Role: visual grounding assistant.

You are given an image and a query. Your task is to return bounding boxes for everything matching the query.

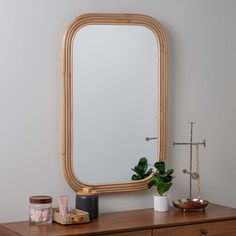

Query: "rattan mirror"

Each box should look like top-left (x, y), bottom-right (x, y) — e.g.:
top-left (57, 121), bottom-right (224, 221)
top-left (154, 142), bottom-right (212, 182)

top-left (61, 13), bottom-right (167, 193)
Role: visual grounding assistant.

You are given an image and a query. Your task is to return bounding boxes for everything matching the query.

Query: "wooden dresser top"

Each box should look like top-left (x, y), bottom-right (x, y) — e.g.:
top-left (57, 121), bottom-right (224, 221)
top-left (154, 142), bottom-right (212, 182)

top-left (1, 203), bottom-right (236, 236)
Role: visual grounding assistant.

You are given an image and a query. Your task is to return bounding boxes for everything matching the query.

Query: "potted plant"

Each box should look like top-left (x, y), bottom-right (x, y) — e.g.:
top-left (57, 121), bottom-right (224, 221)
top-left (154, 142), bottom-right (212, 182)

top-left (131, 157), bottom-right (174, 211)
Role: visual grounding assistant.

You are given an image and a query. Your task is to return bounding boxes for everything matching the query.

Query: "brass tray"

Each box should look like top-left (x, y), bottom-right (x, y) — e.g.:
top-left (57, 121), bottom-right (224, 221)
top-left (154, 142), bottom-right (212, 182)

top-left (172, 198), bottom-right (209, 212)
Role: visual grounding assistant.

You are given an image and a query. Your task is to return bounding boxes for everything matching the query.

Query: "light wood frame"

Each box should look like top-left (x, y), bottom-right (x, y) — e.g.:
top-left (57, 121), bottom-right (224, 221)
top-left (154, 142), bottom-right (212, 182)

top-left (61, 13), bottom-right (167, 193)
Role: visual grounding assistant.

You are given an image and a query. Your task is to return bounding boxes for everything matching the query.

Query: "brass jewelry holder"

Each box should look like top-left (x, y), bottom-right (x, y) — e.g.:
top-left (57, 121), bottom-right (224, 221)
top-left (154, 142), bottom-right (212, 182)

top-left (172, 122), bottom-right (209, 212)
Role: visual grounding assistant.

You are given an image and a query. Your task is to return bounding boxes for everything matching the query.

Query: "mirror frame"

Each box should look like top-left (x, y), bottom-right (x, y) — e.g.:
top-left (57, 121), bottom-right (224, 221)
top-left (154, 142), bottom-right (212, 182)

top-left (61, 13), bottom-right (167, 193)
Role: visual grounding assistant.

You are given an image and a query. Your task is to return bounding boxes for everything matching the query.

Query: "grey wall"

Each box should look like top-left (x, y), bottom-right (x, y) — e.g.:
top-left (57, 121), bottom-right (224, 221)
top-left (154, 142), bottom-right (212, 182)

top-left (0, 0), bottom-right (236, 222)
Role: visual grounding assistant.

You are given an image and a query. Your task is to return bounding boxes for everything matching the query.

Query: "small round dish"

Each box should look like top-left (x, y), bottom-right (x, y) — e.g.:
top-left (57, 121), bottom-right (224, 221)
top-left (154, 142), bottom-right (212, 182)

top-left (172, 198), bottom-right (209, 212)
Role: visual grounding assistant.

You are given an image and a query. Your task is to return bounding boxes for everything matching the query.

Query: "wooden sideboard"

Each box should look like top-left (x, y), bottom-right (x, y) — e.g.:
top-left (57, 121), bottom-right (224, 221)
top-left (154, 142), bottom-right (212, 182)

top-left (1, 203), bottom-right (236, 236)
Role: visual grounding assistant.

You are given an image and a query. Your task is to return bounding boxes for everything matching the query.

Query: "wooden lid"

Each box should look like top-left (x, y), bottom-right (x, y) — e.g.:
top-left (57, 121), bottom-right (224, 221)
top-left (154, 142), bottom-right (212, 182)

top-left (77, 187), bottom-right (97, 196)
top-left (29, 195), bottom-right (52, 204)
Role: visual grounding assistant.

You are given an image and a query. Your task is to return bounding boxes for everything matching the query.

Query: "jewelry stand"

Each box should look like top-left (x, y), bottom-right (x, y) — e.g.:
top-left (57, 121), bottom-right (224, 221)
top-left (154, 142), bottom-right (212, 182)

top-left (172, 122), bottom-right (208, 212)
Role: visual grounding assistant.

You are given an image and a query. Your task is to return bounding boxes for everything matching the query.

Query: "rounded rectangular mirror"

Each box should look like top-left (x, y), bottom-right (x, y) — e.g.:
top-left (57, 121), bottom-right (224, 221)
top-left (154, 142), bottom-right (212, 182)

top-left (61, 13), bottom-right (167, 193)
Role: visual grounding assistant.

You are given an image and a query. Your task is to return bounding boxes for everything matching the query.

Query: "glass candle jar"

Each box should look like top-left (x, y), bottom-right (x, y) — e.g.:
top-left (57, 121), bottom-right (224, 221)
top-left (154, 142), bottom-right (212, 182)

top-left (29, 196), bottom-right (52, 224)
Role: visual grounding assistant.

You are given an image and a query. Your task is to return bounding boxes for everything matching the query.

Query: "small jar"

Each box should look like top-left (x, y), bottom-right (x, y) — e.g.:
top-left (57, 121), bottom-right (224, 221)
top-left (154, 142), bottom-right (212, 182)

top-left (29, 196), bottom-right (52, 224)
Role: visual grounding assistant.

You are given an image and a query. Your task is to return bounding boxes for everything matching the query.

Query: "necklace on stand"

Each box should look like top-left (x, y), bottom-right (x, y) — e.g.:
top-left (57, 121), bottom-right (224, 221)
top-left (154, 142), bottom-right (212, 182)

top-left (195, 143), bottom-right (201, 199)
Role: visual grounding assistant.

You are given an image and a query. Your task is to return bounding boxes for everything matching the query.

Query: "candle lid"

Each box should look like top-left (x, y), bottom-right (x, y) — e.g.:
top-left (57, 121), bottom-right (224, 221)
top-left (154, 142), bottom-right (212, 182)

top-left (77, 187), bottom-right (97, 196)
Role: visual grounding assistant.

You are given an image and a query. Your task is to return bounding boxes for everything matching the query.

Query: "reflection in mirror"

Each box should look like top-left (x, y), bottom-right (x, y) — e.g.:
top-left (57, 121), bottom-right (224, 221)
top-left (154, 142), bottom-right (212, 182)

top-left (61, 13), bottom-right (167, 193)
top-left (73, 25), bottom-right (158, 184)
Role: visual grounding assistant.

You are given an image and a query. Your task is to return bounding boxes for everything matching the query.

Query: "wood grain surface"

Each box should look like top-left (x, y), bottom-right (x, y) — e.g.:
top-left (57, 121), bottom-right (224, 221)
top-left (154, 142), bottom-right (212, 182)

top-left (1, 204), bottom-right (236, 236)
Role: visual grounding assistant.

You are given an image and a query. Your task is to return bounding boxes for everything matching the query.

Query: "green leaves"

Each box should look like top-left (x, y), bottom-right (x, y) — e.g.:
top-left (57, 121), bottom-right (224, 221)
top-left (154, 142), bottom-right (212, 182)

top-left (131, 157), bottom-right (153, 180)
top-left (131, 158), bottom-right (174, 196)
top-left (155, 182), bottom-right (172, 196)
top-left (152, 171), bottom-right (174, 196)
top-left (154, 161), bottom-right (165, 174)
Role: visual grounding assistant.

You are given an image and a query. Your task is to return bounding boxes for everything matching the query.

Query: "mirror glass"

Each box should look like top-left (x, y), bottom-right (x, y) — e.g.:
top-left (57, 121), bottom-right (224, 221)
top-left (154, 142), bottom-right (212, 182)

top-left (72, 25), bottom-right (159, 184)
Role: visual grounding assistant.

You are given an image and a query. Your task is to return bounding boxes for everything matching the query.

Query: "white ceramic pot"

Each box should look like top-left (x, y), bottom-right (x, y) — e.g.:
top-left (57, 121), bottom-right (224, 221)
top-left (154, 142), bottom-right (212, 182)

top-left (154, 194), bottom-right (169, 211)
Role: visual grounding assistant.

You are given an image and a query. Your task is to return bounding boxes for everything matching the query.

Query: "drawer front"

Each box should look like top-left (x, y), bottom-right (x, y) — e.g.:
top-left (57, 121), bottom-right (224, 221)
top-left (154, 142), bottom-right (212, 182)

top-left (102, 229), bottom-right (151, 236)
top-left (153, 220), bottom-right (236, 236)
